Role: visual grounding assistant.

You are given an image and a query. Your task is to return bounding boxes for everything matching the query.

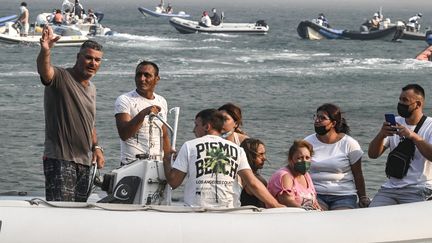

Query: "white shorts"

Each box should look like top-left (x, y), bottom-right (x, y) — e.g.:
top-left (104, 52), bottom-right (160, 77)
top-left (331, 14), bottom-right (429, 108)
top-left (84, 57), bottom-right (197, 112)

top-left (21, 23), bottom-right (29, 35)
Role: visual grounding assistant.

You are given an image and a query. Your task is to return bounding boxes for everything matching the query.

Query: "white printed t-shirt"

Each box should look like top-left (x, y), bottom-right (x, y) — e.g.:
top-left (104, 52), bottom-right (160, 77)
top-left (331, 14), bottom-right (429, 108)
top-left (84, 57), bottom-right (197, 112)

top-left (304, 134), bottom-right (363, 196)
top-left (114, 90), bottom-right (167, 164)
top-left (383, 116), bottom-right (432, 189)
top-left (173, 135), bottom-right (250, 208)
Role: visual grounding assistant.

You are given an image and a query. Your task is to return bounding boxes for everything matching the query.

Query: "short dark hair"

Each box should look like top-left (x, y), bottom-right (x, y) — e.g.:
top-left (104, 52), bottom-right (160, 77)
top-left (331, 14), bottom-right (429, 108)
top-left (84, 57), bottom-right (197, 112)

top-left (80, 40), bottom-right (103, 52)
top-left (136, 60), bottom-right (159, 76)
top-left (195, 109), bottom-right (224, 132)
top-left (21, 2), bottom-right (27, 7)
top-left (402, 84), bottom-right (425, 99)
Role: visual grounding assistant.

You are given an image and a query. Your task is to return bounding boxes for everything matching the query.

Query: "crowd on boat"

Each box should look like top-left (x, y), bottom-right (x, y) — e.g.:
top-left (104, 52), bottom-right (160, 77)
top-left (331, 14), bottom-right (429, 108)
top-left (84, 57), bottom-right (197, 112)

top-left (2, 1), bottom-right (106, 40)
top-left (312, 10), bottom-right (423, 33)
top-left (34, 24), bottom-right (432, 210)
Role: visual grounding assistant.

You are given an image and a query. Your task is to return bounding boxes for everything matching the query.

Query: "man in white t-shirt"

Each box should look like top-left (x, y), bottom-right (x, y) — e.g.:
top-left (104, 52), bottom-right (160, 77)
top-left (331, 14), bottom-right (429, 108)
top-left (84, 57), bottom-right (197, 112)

top-left (200, 11), bottom-right (212, 27)
top-left (163, 109), bottom-right (282, 208)
top-left (369, 84), bottom-right (432, 206)
top-left (18, 2), bottom-right (29, 37)
top-left (115, 61), bottom-right (170, 165)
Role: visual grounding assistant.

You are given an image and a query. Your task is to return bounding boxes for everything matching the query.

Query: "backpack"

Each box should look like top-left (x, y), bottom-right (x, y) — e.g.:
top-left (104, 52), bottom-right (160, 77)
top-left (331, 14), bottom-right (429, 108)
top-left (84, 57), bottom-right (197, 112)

top-left (385, 115), bottom-right (427, 179)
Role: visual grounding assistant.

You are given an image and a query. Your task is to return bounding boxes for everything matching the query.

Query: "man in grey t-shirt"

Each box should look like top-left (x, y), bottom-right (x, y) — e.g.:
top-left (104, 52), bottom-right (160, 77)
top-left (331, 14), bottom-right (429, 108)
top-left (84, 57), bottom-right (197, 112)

top-left (37, 25), bottom-right (105, 201)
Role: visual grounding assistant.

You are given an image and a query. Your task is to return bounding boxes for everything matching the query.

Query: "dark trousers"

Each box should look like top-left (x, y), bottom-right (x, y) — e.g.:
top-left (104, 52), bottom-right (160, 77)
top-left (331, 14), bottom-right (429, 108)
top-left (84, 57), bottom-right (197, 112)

top-left (43, 157), bottom-right (90, 202)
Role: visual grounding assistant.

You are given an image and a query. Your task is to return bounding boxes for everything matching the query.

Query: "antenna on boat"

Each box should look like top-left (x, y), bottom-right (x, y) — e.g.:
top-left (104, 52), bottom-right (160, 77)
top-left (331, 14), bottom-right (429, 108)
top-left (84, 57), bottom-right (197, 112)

top-left (166, 107), bottom-right (180, 205)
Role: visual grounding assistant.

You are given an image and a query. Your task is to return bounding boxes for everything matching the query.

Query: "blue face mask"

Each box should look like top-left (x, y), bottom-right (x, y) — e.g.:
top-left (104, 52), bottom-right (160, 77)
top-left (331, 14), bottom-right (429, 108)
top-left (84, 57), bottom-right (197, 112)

top-left (293, 160), bottom-right (311, 175)
top-left (221, 129), bottom-right (234, 138)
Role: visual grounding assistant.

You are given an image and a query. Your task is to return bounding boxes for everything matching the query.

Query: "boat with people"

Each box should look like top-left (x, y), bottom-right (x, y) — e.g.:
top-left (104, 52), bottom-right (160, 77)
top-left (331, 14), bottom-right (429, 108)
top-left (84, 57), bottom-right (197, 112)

top-left (400, 29), bottom-right (426, 41)
top-left (138, 7), bottom-right (190, 18)
top-left (169, 17), bottom-right (269, 34)
top-left (341, 24), bottom-right (404, 41)
top-left (2, 107), bottom-right (432, 243)
top-left (297, 20), bottom-right (404, 41)
top-left (35, 12), bottom-right (114, 37)
top-left (0, 21), bottom-right (88, 46)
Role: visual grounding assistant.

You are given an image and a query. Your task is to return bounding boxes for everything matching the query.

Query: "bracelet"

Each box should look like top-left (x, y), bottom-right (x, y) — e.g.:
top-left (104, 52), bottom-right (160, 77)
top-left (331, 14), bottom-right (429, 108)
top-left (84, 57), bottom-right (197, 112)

top-left (92, 145), bottom-right (104, 153)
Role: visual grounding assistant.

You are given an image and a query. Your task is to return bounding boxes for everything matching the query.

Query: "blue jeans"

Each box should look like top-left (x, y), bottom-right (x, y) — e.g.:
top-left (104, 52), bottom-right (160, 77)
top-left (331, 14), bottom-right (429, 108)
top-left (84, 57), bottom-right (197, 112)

top-left (317, 194), bottom-right (358, 210)
top-left (43, 157), bottom-right (90, 202)
top-left (370, 186), bottom-right (432, 207)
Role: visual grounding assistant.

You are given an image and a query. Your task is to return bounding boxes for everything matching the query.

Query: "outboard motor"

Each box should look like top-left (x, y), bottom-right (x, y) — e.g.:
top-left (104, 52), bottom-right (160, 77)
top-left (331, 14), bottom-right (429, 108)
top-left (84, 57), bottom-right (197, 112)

top-left (98, 176), bottom-right (142, 204)
top-left (98, 107), bottom-right (180, 205)
top-left (255, 20), bottom-right (267, 28)
top-left (98, 158), bottom-right (169, 205)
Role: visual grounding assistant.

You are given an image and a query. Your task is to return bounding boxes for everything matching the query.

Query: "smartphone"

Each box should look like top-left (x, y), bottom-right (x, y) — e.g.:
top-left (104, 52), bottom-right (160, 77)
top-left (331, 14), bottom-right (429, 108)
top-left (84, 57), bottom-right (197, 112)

top-left (385, 113), bottom-right (396, 126)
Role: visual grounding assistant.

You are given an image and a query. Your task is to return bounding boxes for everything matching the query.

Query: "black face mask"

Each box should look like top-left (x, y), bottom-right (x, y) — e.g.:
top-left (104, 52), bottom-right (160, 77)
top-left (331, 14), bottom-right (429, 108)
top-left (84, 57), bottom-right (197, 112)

top-left (314, 125), bottom-right (330, 135)
top-left (397, 103), bottom-right (413, 118)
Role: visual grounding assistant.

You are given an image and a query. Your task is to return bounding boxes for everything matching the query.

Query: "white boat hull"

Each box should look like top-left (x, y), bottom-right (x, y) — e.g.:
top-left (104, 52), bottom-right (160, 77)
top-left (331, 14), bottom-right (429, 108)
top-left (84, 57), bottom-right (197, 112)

top-left (36, 13), bottom-right (114, 36)
top-left (0, 22), bottom-right (88, 47)
top-left (0, 33), bottom-right (88, 47)
top-left (138, 7), bottom-right (190, 18)
top-left (0, 199), bottom-right (431, 243)
top-left (169, 17), bottom-right (269, 34)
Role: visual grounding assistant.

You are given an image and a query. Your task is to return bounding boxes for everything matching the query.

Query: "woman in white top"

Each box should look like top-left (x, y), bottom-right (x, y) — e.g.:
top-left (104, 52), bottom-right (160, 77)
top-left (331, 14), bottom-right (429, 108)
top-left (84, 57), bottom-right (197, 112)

top-left (304, 103), bottom-right (370, 210)
top-left (218, 103), bottom-right (248, 145)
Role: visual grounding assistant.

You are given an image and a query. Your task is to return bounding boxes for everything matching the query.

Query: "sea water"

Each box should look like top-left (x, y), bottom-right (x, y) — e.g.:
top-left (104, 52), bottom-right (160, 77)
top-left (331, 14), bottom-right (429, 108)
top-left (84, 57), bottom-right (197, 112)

top-left (0, 0), bottom-right (431, 198)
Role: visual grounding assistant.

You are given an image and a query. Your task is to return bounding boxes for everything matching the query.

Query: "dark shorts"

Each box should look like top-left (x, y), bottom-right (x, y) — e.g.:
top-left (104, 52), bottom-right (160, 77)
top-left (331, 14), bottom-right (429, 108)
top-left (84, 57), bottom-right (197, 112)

top-left (317, 194), bottom-right (358, 210)
top-left (43, 157), bottom-right (90, 202)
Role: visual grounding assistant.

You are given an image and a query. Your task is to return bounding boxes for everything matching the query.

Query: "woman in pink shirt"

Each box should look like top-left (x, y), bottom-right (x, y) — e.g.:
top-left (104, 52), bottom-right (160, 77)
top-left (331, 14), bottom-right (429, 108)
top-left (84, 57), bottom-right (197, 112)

top-left (267, 140), bottom-right (321, 210)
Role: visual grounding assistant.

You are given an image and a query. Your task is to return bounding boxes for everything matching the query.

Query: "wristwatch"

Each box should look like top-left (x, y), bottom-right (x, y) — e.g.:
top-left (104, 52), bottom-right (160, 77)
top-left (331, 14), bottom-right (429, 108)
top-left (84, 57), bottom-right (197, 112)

top-left (92, 145), bottom-right (104, 153)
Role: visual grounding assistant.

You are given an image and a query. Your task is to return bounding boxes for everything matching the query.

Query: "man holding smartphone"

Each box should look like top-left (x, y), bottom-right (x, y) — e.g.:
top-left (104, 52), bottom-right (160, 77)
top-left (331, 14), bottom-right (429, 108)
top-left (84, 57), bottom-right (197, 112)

top-left (368, 84), bottom-right (432, 206)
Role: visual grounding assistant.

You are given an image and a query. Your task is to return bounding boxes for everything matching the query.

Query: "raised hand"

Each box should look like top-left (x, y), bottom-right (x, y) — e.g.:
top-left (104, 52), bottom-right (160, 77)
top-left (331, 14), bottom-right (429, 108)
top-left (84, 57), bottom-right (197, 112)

top-left (39, 25), bottom-right (60, 49)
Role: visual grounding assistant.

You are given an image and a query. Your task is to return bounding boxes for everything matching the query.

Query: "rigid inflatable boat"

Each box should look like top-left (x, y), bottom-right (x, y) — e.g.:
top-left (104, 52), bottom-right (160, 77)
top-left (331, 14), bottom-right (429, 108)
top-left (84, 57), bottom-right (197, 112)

top-left (169, 17), bottom-right (269, 34)
top-left (297, 20), bottom-right (343, 40)
top-left (0, 22), bottom-right (88, 47)
top-left (1, 107), bottom-right (432, 243)
top-left (297, 20), bottom-right (404, 41)
top-left (138, 7), bottom-right (190, 18)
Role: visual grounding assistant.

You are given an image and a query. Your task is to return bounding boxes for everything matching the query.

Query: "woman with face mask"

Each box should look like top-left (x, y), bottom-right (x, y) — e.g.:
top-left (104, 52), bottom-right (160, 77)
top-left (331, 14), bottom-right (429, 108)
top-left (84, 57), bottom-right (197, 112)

top-left (304, 103), bottom-right (369, 210)
top-left (218, 103), bottom-right (248, 145)
top-left (267, 140), bottom-right (321, 210)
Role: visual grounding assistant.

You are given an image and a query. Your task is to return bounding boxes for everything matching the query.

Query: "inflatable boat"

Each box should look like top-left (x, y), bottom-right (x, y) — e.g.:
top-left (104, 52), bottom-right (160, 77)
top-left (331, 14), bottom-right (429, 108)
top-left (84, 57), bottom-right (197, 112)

top-left (169, 17), bottom-right (269, 34)
top-left (1, 107), bottom-right (432, 243)
top-left (0, 22), bottom-right (88, 47)
top-left (400, 30), bottom-right (426, 41)
top-left (297, 20), bottom-right (343, 40)
top-left (0, 198), bottom-right (431, 243)
top-left (341, 25), bottom-right (404, 41)
top-left (138, 7), bottom-right (190, 18)
top-left (35, 13), bottom-right (114, 36)
top-left (297, 20), bottom-right (404, 41)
